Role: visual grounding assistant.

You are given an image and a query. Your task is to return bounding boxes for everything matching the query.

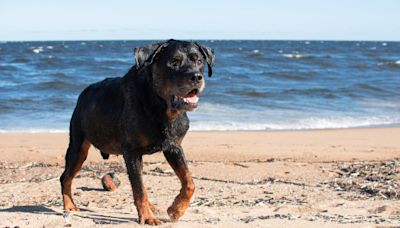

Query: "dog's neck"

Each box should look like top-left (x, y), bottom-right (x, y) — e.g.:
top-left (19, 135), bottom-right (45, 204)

top-left (166, 108), bottom-right (182, 121)
top-left (123, 67), bottom-right (185, 122)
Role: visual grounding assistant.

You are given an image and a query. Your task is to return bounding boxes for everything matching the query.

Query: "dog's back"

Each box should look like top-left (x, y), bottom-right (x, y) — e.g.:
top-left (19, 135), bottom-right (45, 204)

top-left (72, 77), bottom-right (125, 154)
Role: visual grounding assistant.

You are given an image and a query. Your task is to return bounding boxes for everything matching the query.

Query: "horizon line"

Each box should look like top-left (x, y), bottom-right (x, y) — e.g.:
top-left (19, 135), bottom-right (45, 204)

top-left (1, 38), bottom-right (399, 42)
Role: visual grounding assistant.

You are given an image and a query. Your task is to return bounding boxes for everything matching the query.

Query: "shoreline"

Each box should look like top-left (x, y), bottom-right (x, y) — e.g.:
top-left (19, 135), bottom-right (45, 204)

top-left (1, 123), bottom-right (400, 133)
top-left (1, 127), bottom-right (399, 163)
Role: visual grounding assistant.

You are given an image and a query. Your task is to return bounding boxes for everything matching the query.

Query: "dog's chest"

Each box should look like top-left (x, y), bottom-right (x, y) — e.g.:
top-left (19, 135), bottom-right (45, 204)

top-left (135, 122), bottom-right (187, 154)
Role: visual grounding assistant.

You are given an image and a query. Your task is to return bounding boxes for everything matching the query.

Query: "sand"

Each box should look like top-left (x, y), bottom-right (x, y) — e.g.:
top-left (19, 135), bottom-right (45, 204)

top-left (0, 128), bottom-right (399, 227)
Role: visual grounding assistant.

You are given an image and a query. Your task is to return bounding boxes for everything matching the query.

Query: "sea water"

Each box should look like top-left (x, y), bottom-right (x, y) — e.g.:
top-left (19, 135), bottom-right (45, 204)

top-left (0, 40), bottom-right (399, 131)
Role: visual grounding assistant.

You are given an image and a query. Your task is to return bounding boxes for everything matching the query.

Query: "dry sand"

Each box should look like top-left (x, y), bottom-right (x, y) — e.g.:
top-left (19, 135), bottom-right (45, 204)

top-left (0, 128), bottom-right (399, 227)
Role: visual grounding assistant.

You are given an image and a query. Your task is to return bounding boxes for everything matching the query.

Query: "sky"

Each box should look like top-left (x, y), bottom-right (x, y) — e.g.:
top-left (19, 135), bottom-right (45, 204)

top-left (0, 0), bottom-right (399, 41)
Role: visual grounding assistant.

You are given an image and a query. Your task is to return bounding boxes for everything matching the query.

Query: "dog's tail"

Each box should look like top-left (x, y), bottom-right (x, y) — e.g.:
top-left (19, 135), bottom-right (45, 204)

top-left (100, 151), bottom-right (110, 160)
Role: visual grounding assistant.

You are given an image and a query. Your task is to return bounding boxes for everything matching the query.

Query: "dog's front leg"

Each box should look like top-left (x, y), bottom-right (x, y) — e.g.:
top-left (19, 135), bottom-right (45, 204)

top-left (123, 146), bottom-right (161, 225)
top-left (163, 145), bottom-right (195, 221)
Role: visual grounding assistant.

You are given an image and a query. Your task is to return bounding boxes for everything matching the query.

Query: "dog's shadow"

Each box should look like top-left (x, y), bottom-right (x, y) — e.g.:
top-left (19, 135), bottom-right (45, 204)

top-left (0, 205), bottom-right (61, 214)
top-left (0, 205), bottom-right (141, 225)
top-left (78, 187), bottom-right (106, 192)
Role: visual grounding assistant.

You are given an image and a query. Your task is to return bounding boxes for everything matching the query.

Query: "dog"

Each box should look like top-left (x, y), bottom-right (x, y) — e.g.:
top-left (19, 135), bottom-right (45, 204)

top-left (59, 39), bottom-right (214, 225)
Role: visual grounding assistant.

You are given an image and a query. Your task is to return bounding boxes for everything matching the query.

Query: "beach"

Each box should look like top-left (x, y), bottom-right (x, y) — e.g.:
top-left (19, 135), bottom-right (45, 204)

top-left (1, 128), bottom-right (399, 227)
top-left (1, 1), bottom-right (400, 227)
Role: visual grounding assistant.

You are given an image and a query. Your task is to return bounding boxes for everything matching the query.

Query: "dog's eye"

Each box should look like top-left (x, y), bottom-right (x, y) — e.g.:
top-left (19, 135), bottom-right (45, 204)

top-left (171, 59), bottom-right (180, 68)
top-left (170, 56), bottom-right (183, 68)
top-left (189, 53), bottom-right (202, 65)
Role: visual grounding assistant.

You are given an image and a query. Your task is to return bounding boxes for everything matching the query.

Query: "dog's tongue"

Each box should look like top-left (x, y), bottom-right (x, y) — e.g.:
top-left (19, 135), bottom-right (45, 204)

top-left (183, 95), bottom-right (199, 104)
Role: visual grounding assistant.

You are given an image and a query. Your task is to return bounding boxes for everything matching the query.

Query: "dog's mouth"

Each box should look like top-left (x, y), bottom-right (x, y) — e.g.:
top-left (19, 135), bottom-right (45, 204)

top-left (171, 89), bottom-right (200, 110)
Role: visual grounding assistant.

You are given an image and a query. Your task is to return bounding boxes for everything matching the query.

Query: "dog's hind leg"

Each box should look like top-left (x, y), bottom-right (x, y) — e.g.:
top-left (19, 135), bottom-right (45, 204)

top-left (60, 128), bottom-right (90, 211)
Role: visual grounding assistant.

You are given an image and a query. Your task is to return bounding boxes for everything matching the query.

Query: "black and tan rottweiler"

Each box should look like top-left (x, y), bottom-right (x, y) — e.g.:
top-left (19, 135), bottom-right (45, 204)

top-left (60, 39), bottom-right (214, 225)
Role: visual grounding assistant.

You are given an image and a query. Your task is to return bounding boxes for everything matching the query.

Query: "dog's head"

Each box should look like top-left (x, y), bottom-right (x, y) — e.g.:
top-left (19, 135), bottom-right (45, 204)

top-left (134, 39), bottom-right (214, 111)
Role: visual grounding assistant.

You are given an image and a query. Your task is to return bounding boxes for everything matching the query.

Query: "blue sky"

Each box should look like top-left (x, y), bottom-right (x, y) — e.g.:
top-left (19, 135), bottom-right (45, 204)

top-left (1, 0), bottom-right (399, 41)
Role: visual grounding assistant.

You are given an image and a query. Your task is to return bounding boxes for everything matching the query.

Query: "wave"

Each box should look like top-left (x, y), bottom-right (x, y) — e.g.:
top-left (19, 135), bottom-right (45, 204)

top-left (282, 88), bottom-right (337, 99)
top-left (283, 53), bottom-right (312, 59)
top-left (281, 53), bottom-right (334, 67)
top-left (190, 116), bottom-right (400, 131)
top-left (265, 71), bottom-right (315, 81)
top-left (283, 53), bottom-right (303, 59)
top-left (2, 118), bottom-right (399, 132)
top-left (248, 49), bottom-right (263, 58)
top-left (31, 47), bottom-right (44, 54)
top-left (95, 59), bottom-right (129, 65)
top-left (0, 65), bottom-right (19, 71)
top-left (0, 129), bottom-right (68, 133)
top-left (11, 56), bottom-right (31, 63)
top-left (355, 83), bottom-right (387, 94)
top-left (1, 103), bottom-right (399, 132)
top-left (378, 60), bottom-right (400, 68)
top-left (187, 103), bottom-right (400, 131)
top-left (0, 81), bottom-right (18, 87)
top-left (50, 72), bottom-right (69, 78)
top-left (32, 79), bottom-right (84, 92)
top-left (357, 98), bottom-right (400, 110)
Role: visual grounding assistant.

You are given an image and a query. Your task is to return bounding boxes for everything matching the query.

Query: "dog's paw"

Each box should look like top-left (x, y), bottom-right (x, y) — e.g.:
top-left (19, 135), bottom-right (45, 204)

top-left (64, 197), bottom-right (79, 211)
top-left (149, 203), bottom-right (162, 216)
top-left (139, 216), bottom-right (161, 225)
top-left (167, 206), bottom-right (183, 221)
top-left (64, 204), bottom-right (80, 212)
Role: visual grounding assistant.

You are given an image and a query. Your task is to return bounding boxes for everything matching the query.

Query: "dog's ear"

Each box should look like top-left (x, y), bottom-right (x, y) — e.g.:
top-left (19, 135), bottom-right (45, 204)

top-left (134, 42), bottom-right (169, 69)
top-left (195, 42), bottom-right (215, 77)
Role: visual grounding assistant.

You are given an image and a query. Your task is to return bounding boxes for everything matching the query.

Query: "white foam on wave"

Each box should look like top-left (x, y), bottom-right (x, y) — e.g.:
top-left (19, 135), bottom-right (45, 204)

top-left (2, 103), bottom-right (399, 132)
top-left (283, 53), bottom-right (304, 59)
top-left (378, 60), bottom-right (400, 66)
top-left (190, 116), bottom-right (400, 131)
top-left (0, 129), bottom-right (68, 133)
top-left (188, 103), bottom-right (400, 131)
top-left (283, 116), bottom-right (398, 130)
top-left (250, 49), bottom-right (263, 56)
top-left (1, 116), bottom-right (399, 133)
top-left (32, 46), bottom-right (44, 54)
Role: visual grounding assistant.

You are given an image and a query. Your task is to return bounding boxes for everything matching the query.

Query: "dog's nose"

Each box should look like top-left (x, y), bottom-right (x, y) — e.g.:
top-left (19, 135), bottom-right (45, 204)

top-left (190, 73), bottom-right (203, 83)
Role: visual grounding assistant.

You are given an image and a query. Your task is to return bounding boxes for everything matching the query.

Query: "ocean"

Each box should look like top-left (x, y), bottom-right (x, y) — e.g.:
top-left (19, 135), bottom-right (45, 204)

top-left (0, 40), bottom-right (399, 132)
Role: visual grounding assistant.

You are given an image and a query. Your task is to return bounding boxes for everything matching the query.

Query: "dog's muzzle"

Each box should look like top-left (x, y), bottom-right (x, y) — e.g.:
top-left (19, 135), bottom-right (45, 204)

top-left (171, 88), bottom-right (200, 110)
